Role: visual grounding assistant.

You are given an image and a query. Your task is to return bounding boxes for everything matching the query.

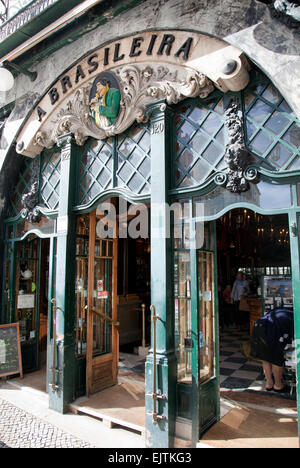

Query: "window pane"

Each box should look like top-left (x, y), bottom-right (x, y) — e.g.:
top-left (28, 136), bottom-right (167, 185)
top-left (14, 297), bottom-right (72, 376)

top-left (198, 251), bottom-right (215, 383)
top-left (282, 123), bottom-right (300, 149)
top-left (174, 251), bottom-right (192, 384)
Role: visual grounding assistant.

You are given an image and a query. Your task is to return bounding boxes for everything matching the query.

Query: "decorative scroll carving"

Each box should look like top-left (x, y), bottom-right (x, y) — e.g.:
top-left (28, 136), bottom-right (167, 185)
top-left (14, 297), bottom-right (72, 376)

top-left (20, 159), bottom-right (41, 223)
top-left (223, 98), bottom-right (253, 193)
top-left (36, 64), bottom-right (214, 148)
top-left (257, 0), bottom-right (300, 27)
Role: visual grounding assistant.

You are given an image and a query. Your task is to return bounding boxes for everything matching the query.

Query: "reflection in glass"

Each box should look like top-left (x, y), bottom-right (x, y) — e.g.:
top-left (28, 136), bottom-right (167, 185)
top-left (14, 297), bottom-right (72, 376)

top-left (3, 244), bottom-right (12, 324)
top-left (75, 216), bottom-right (89, 357)
top-left (248, 100), bottom-right (273, 124)
top-left (250, 130), bottom-right (273, 155)
top-left (174, 251), bottom-right (192, 384)
top-left (92, 224), bottom-right (114, 357)
top-left (283, 123), bottom-right (300, 150)
top-left (194, 182), bottom-right (292, 218)
top-left (261, 84), bottom-right (281, 105)
top-left (14, 217), bottom-right (55, 239)
top-left (267, 143), bottom-right (293, 169)
top-left (15, 238), bottom-right (39, 343)
top-left (198, 250), bottom-right (215, 383)
top-left (264, 111), bottom-right (289, 135)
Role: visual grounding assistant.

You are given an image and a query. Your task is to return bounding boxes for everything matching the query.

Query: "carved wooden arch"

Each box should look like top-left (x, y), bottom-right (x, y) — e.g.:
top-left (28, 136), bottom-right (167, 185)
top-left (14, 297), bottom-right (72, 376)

top-left (15, 30), bottom-right (251, 158)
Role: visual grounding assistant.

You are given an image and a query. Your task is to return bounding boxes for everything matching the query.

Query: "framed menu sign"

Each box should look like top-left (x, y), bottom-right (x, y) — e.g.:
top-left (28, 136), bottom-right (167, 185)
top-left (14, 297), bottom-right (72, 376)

top-left (0, 323), bottom-right (23, 379)
top-left (262, 275), bottom-right (293, 314)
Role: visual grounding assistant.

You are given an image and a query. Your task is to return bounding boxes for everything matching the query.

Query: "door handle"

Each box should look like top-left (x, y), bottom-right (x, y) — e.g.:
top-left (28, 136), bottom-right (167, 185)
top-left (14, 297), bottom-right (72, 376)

top-left (91, 307), bottom-right (120, 327)
top-left (49, 298), bottom-right (62, 393)
top-left (147, 305), bottom-right (166, 425)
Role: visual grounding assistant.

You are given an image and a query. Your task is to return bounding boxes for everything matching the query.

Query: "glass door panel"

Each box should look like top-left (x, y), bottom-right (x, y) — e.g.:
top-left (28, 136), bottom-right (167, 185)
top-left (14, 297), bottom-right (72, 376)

top-left (75, 216), bottom-right (89, 358)
top-left (92, 253), bottom-right (113, 356)
top-left (174, 250), bottom-right (192, 384)
top-left (198, 251), bottom-right (215, 383)
top-left (2, 243), bottom-right (13, 324)
top-left (15, 238), bottom-right (39, 343)
top-left (15, 236), bottom-right (40, 372)
top-left (86, 212), bottom-right (118, 396)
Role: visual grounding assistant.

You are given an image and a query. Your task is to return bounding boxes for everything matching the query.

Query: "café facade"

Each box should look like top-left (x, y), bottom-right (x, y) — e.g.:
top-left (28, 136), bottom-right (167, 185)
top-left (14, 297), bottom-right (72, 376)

top-left (1, 0), bottom-right (300, 448)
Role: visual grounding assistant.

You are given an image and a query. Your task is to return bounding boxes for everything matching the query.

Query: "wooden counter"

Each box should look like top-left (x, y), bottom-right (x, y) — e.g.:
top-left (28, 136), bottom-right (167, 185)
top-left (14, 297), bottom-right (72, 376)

top-left (247, 298), bottom-right (262, 336)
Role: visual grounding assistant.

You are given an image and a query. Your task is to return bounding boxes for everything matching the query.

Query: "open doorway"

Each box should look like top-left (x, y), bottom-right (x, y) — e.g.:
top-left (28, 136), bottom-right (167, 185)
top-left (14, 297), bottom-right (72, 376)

top-left (198, 209), bottom-right (299, 447)
top-left (73, 202), bottom-right (150, 432)
top-left (117, 236), bottom-right (151, 381)
top-left (216, 208), bottom-right (296, 397)
top-left (11, 236), bottom-right (50, 392)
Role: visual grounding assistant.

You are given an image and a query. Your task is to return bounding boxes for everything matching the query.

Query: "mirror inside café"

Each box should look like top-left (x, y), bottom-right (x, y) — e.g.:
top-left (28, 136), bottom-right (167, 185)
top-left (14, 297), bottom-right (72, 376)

top-left (217, 209), bottom-right (296, 396)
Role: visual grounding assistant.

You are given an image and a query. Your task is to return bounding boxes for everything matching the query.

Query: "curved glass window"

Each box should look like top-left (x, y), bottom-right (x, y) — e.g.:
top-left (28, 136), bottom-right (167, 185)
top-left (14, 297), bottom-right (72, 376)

top-left (6, 217), bottom-right (55, 240)
top-left (244, 70), bottom-right (300, 171)
top-left (193, 181), bottom-right (292, 219)
top-left (172, 69), bottom-right (300, 191)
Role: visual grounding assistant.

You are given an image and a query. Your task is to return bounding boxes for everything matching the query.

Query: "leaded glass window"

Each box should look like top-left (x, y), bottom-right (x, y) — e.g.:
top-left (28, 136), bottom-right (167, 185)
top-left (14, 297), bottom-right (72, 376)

top-left (244, 70), bottom-right (300, 171)
top-left (172, 70), bottom-right (300, 190)
top-left (77, 138), bottom-right (114, 206)
top-left (77, 121), bottom-right (151, 206)
top-left (40, 149), bottom-right (61, 211)
top-left (8, 148), bottom-right (61, 218)
top-left (9, 157), bottom-right (36, 217)
top-left (173, 94), bottom-right (225, 188)
top-left (117, 123), bottom-right (151, 194)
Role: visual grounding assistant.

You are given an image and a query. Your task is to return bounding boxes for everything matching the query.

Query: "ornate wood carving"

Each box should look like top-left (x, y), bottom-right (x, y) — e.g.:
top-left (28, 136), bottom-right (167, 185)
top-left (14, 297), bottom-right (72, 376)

top-left (34, 64), bottom-right (214, 148)
top-left (20, 159), bottom-right (41, 223)
top-left (222, 98), bottom-right (253, 193)
top-left (257, 0), bottom-right (300, 26)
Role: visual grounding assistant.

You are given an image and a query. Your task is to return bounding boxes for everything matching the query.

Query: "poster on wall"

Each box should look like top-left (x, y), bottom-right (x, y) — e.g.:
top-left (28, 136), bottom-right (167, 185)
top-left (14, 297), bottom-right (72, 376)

top-left (262, 276), bottom-right (293, 314)
top-left (17, 294), bottom-right (35, 309)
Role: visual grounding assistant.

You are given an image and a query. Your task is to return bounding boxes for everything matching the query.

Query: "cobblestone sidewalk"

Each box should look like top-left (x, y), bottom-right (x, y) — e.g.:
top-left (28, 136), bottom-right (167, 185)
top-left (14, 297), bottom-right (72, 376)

top-left (0, 398), bottom-right (93, 448)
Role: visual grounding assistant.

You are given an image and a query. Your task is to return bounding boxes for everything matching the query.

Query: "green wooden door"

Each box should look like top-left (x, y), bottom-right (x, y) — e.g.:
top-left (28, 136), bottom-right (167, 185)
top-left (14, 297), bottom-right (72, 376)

top-left (196, 221), bottom-right (220, 439)
top-left (174, 219), bottom-right (219, 445)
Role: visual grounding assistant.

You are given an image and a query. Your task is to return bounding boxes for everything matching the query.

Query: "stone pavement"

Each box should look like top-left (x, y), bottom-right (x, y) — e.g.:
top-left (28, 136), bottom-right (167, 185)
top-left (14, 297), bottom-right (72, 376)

top-left (0, 379), bottom-right (145, 448)
top-left (0, 397), bottom-right (93, 448)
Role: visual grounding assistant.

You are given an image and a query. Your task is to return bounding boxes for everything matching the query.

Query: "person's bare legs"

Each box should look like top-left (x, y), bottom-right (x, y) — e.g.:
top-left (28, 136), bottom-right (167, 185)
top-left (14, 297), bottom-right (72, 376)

top-left (272, 365), bottom-right (284, 390)
top-left (262, 361), bottom-right (274, 389)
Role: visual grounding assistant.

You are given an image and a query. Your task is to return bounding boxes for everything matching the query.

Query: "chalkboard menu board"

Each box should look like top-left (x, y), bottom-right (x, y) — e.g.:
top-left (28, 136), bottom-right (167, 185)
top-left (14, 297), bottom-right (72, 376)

top-left (0, 323), bottom-right (23, 379)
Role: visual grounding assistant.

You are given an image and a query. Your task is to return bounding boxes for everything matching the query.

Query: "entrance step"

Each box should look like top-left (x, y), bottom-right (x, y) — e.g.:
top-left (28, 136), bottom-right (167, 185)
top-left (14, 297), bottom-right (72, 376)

top-left (70, 382), bottom-right (146, 436)
top-left (3, 369), bottom-right (48, 403)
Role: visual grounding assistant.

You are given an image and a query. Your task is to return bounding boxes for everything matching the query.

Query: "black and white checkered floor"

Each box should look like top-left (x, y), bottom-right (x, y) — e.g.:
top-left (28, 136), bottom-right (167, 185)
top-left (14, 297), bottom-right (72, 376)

top-left (220, 328), bottom-right (266, 391)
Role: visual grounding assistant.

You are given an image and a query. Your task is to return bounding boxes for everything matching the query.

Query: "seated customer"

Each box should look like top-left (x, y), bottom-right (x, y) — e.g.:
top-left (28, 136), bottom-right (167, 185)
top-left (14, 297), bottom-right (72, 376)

top-left (250, 307), bottom-right (294, 392)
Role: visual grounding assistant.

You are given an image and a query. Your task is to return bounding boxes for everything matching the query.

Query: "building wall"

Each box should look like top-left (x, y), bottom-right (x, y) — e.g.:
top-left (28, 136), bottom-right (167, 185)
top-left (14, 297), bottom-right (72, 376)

top-left (0, 0), bottom-right (299, 266)
top-left (1, 0), bottom-right (300, 115)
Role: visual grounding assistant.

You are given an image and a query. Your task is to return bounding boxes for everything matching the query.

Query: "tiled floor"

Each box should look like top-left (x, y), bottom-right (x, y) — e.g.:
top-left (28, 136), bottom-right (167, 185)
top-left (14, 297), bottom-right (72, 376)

top-left (119, 352), bottom-right (146, 375)
top-left (219, 328), bottom-right (266, 392)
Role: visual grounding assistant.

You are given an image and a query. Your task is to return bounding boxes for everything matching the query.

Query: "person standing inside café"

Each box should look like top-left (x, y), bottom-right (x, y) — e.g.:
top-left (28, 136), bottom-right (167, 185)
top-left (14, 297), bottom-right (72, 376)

top-left (231, 271), bottom-right (249, 328)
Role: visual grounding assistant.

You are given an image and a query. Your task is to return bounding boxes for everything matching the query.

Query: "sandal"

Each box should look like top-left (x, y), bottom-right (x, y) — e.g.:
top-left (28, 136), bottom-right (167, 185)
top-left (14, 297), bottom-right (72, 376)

top-left (273, 386), bottom-right (289, 393)
top-left (266, 386), bottom-right (273, 392)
